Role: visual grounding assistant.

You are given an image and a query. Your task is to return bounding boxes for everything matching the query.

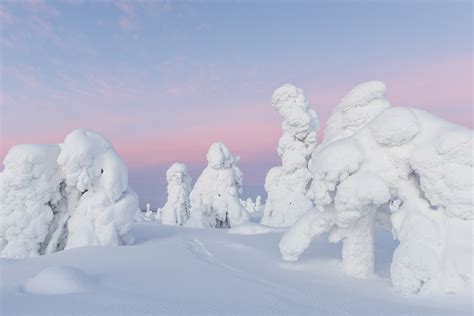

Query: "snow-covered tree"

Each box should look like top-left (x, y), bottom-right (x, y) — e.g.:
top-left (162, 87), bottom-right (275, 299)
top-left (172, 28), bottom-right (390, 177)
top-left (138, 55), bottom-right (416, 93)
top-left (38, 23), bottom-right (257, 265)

top-left (155, 208), bottom-right (162, 221)
top-left (58, 129), bottom-right (138, 249)
top-left (0, 129), bottom-right (139, 258)
top-left (186, 142), bottom-right (249, 228)
top-left (0, 145), bottom-right (64, 258)
top-left (161, 163), bottom-right (192, 226)
top-left (255, 195), bottom-right (262, 211)
top-left (261, 84), bottom-right (319, 227)
top-left (144, 203), bottom-right (154, 221)
top-left (279, 82), bottom-right (473, 294)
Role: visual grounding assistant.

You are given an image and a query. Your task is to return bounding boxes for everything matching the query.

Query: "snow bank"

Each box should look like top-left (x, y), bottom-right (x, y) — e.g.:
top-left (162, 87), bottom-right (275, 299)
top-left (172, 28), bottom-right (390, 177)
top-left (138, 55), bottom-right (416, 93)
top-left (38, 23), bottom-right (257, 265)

top-left (0, 129), bottom-right (138, 258)
top-left (280, 81), bottom-right (473, 294)
top-left (161, 163), bottom-right (192, 226)
top-left (262, 84), bottom-right (319, 227)
top-left (22, 266), bottom-right (95, 295)
top-left (187, 142), bottom-right (249, 228)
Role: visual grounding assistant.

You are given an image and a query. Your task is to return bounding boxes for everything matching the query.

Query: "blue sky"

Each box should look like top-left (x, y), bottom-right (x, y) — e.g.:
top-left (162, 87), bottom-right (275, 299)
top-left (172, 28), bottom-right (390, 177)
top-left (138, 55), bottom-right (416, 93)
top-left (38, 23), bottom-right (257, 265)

top-left (1, 0), bottom-right (472, 207)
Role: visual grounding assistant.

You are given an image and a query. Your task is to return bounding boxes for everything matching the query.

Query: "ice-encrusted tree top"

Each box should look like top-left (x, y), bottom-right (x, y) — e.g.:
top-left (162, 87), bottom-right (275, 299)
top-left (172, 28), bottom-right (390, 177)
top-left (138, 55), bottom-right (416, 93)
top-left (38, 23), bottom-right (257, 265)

top-left (58, 129), bottom-right (129, 203)
top-left (323, 81), bottom-right (390, 144)
top-left (261, 84), bottom-right (319, 227)
top-left (166, 163), bottom-right (192, 187)
top-left (272, 84), bottom-right (319, 146)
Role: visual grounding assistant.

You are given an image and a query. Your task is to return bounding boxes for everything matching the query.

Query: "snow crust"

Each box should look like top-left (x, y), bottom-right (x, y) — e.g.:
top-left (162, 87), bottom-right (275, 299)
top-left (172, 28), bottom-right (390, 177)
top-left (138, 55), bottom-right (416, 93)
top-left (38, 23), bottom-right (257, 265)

top-left (261, 84), bottom-right (319, 227)
top-left (279, 81), bottom-right (473, 294)
top-left (0, 129), bottom-right (138, 258)
top-left (187, 142), bottom-right (249, 228)
top-left (161, 163), bottom-right (192, 226)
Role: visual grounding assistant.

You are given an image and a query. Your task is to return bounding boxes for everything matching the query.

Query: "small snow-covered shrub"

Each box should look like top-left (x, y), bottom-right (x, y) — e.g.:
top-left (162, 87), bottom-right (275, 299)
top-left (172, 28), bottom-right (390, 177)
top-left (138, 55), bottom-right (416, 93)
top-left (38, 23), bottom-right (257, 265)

top-left (261, 84), bottom-right (319, 227)
top-left (279, 81), bottom-right (473, 294)
top-left (0, 129), bottom-right (139, 258)
top-left (240, 196), bottom-right (264, 213)
top-left (144, 203), bottom-right (154, 221)
top-left (187, 142), bottom-right (249, 228)
top-left (161, 163), bottom-right (192, 226)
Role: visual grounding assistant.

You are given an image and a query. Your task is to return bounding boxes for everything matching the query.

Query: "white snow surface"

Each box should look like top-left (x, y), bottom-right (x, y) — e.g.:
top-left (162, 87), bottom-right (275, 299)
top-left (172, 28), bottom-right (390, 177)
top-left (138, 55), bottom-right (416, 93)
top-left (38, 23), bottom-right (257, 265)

top-left (1, 221), bottom-right (471, 315)
top-left (280, 81), bottom-right (474, 294)
top-left (262, 84), bottom-right (319, 227)
top-left (187, 142), bottom-right (249, 228)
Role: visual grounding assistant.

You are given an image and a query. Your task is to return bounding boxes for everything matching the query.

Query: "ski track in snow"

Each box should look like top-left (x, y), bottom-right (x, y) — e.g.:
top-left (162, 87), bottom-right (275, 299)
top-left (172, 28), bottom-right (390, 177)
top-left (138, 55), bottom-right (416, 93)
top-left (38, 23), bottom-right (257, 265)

top-left (184, 237), bottom-right (313, 306)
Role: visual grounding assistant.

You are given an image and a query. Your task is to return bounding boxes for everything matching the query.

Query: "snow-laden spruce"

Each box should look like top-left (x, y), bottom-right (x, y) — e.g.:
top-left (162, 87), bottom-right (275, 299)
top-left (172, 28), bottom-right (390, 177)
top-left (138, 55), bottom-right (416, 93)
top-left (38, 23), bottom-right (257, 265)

top-left (0, 145), bottom-right (63, 258)
top-left (186, 142), bottom-right (249, 228)
top-left (161, 163), bottom-right (192, 226)
top-left (0, 129), bottom-right (139, 258)
top-left (261, 84), bottom-right (319, 227)
top-left (279, 81), bottom-right (473, 294)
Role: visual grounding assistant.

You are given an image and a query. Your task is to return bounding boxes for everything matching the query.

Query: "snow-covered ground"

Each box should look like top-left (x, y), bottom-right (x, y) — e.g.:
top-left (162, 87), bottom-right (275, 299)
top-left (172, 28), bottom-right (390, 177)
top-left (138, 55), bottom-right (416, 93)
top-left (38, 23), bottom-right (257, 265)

top-left (1, 214), bottom-right (471, 315)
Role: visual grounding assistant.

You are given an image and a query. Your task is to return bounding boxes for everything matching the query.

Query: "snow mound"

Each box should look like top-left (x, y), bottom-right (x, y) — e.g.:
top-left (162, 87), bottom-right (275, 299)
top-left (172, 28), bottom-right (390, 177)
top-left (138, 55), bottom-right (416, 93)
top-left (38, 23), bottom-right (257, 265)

top-left (262, 84), bottom-right (318, 227)
top-left (1, 129), bottom-right (138, 258)
top-left (187, 142), bottom-right (249, 228)
top-left (280, 81), bottom-right (473, 294)
top-left (22, 266), bottom-right (95, 295)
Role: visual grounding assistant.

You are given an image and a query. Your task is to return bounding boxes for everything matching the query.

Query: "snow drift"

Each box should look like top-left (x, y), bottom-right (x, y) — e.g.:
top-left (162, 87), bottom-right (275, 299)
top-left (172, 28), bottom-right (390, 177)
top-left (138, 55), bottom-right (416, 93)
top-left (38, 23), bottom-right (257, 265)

top-left (279, 81), bottom-right (473, 294)
top-left (261, 84), bottom-right (319, 227)
top-left (187, 142), bottom-right (249, 228)
top-left (0, 129), bottom-right (138, 258)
